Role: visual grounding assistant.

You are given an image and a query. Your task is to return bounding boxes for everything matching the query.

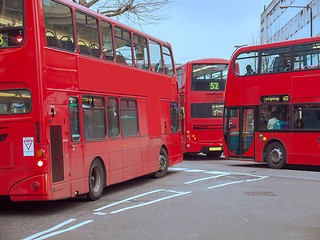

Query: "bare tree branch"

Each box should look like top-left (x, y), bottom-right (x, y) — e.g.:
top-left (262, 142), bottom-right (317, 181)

top-left (71, 0), bottom-right (173, 26)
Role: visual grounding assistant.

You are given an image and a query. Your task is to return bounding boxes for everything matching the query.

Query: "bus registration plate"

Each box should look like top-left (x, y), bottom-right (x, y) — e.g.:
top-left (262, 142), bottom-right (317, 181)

top-left (209, 147), bottom-right (222, 151)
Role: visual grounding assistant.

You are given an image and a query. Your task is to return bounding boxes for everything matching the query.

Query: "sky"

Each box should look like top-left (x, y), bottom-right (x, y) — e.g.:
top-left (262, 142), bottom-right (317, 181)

top-left (137, 0), bottom-right (272, 64)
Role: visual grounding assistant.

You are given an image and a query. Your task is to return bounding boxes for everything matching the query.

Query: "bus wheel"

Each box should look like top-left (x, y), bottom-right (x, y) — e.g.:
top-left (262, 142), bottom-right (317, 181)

top-left (265, 142), bottom-right (286, 169)
top-left (153, 148), bottom-right (169, 178)
top-left (87, 159), bottom-right (105, 201)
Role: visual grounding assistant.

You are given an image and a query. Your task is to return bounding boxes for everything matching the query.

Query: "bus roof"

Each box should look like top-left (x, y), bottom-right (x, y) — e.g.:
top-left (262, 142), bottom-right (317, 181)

top-left (178, 58), bottom-right (229, 67)
top-left (232, 35), bottom-right (320, 59)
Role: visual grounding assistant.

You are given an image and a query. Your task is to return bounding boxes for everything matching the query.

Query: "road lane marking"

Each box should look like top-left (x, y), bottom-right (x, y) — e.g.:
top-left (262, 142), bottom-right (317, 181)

top-left (174, 167), bottom-right (269, 187)
top-left (185, 173), bottom-right (230, 185)
top-left (23, 219), bottom-right (77, 240)
top-left (23, 219), bottom-right (93, 240)
top-left (109, 190), bottom-right (191, 214)
top-left (94, 189), bottom-right (165, 212)
top-left (23, 167), bottom-right (269, 240)
top-left (207, 175), bottom-right (268, 189)
top-left (94, 189), bottom-right (191, 215)
top-left (184, 169), bottom-right (206, 173)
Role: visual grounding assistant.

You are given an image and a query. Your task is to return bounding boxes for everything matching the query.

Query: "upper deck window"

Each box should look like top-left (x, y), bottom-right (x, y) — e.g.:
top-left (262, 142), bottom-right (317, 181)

top-left (0, 0), bottom-right (24, 48)
top-left (191, 64), bottom-right (228, 91)
top-left (162, 46), bottom-right (174, 76)
top-left (101, 21), bottom-right (114, 61)
top-left (261, 47), bottom-right (291, 73)
top-left (43, 0), bottom-right (75, 52)
top-left (133, 34), bottom-right (149, 70)
top-left (0, 89), bottom-right (31, 115)
top-left (76, 12), bottom-right (101, 58)
top-left (293, 42), bottom-right (320, 71)
top-left (234, 52), bottom-right (258, 76)
top-left (114, 26), bottom-right (133, 66)
top-left (149, 40), bottom-right (162, 73)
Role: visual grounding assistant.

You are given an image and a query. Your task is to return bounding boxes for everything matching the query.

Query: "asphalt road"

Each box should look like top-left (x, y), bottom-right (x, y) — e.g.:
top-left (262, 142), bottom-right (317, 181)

top-left (1, 156), bottom-right (320, 240)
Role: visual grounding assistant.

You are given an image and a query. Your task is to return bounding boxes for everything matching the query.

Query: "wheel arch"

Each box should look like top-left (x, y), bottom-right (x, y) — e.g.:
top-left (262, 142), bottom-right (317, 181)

top-left (263, 138), bottom-right (287, 162)
top-left (92, 156), bottom-right (107, 186)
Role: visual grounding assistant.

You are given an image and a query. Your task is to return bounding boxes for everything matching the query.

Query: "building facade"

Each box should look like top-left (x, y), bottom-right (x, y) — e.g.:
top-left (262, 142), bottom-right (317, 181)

top-left (261, 0), bottom-right (320, 44)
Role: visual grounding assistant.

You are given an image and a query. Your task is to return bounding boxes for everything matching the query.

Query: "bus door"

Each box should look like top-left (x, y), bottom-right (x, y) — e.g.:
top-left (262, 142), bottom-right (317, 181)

top-left (67, 97), bottom-right (85, 195)
top-left (47, 104), bottom-right (71, 194)
top-left (225, 107), bottom-right (254, 158)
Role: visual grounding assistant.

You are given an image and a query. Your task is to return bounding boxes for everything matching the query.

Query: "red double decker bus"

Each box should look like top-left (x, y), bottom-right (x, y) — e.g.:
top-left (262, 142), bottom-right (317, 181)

top-left (177, 58), bottom-right (229, 157)
top-left (224, 36), bottom-right (320, 168)
top-left (0, 0), bottom-right (182, 201)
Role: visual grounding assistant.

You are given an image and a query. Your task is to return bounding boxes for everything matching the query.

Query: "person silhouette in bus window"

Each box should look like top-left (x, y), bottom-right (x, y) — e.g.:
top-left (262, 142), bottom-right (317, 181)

top-left (267, 110), bottom-right (280, 129)
top-left (279, 57), bottom-right (290, 72)
top-left (245, 64), bottom-right (255, 75)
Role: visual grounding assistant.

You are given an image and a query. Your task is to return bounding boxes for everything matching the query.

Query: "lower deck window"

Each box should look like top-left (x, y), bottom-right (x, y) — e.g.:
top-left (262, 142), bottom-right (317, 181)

top-left (0, 89), bottom-right (31, 115)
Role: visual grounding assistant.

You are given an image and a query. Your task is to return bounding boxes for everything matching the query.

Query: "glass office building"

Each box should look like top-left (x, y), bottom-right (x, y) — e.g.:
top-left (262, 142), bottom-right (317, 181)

top-left (261, 0), bottom-right (319, 44)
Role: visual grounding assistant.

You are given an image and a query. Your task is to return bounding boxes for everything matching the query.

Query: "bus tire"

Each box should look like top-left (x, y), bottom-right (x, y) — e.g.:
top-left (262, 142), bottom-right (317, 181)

top-left (87, 159), bottom-right (105, 201)
top-left (153, 148), bottom-right (169, 178)
top-left (265, 142), bottom-right (286, 169)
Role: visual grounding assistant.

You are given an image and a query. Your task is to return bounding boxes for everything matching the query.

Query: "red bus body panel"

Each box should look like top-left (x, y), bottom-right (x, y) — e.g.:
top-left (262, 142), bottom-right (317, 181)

top-left (0, 0), bottom-right (182, 201)
top-left (224, 36), bottom-right (320, 167)
top-left (178, 58), bottom-right (228, 156)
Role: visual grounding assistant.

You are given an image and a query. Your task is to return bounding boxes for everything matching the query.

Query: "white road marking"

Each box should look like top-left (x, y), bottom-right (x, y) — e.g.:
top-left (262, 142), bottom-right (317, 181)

top-left (23, 219), bottom-right (93, 240)
top-left (94, 189), bottom-right (191, 215)
top-left (23, 167), bottom-right (269, 240)
top-left (184, 173), bottom-right (230, 185)
top-left (109, 190), bottom-right (191, 214)
top-left (94, 189), bottom-right (164, 212)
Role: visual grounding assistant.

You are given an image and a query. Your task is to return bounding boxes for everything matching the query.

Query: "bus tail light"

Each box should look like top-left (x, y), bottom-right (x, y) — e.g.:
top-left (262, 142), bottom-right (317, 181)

top-left (37, 160), bottom-right (44, 167)
top-left (35, 149), bottom-right (47, 168)
top-left (16, 35), bottom-right (24, 44)
top-left (36, 149), bottom-right (44, 157)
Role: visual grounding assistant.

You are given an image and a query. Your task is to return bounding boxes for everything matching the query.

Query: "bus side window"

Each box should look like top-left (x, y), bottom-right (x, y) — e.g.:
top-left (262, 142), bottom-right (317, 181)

top-left (294, 42), bottom-right (320, 71)
top-left (162, 45), bottom-right (174, 76)
top-left (69, 97), bottom-right (80, 142)
top-left (133, 34), bottom-right (149, 70)
top-left (234, 52), bottom-right (258, 76)
top-left (120, 98), bottom-right (139, 136)
top-left (107, 97), bottom-right (120, 137)
top-left (170, 102), bottom-right (180, 132)
top-left (149, 40), bottom-right (163, 73)
top-left (114, 26), bottom-right (133, 66)
top-left (43, 0), bottom-right (75, 52)
top-left (101, 21), bottom-right (114, 61)
top-left (294, 104), bottom-right (320, 130)
top-left (75, 12), bottom-right (101, 58)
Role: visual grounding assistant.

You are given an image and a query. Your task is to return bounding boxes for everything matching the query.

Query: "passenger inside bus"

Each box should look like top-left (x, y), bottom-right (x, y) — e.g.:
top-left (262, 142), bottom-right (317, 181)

top-left (245, 64), bottom-right (255, 75)
top-left (267, 110), bottom-right (279, 129)
top-left (116, 55), bottom-right (128, 65)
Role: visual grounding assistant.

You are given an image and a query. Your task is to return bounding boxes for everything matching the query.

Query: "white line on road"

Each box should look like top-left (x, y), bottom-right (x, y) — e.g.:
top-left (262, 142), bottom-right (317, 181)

top-left (23, 219), bottom-right (93, 240)
top-left (94, 189), bottom-right (165, 212)
top-left (184, 173), bottom-right (230, 185)
top-left (110, 190), bottom-right (191, 214)
top-left (207, 176), bottom-right (268, 189)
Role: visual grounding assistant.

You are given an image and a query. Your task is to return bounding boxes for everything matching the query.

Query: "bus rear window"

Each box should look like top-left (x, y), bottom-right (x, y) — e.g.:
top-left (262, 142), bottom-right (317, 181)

top-left (191, 102), bottom-right (224, 118)
top-left (0, 0), bottom-right (24, 48)
top-left (0, 89), bottom-right (31, 115)
top-left (191, 64), bottom-right (228, 91)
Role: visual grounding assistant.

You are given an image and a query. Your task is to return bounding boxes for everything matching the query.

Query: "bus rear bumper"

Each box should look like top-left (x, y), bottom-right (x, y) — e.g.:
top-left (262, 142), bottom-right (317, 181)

top-left (9, 174), bottom-right (49, 201)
